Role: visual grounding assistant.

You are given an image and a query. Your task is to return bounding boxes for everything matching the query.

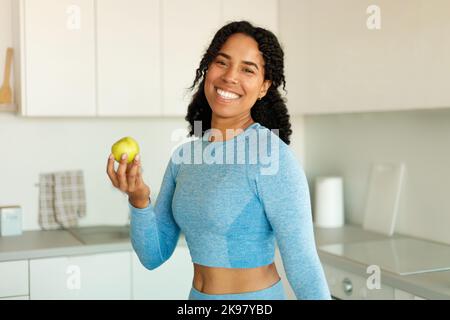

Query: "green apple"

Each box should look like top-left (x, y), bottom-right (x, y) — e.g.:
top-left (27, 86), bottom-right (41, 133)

top-left (111, 136), bottom-right (140, 164)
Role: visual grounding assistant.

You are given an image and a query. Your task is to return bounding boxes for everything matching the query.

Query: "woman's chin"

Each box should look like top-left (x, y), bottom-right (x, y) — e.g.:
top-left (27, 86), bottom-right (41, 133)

top-left (210, 105), bottom-right (238, 118)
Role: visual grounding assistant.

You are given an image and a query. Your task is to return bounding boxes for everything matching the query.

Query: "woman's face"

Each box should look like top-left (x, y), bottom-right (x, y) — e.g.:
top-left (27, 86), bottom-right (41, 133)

top-left (204, 33), bottom-right (272, 119)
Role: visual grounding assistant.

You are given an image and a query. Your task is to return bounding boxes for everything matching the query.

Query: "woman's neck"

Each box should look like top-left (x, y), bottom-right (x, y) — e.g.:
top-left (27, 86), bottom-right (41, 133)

top-left (209, 116), bottom-right (255, 142)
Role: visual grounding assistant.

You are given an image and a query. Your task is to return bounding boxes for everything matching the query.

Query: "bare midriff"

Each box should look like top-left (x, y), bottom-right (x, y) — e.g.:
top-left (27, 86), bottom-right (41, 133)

top-left (192, 262), bottom-right (281, 295)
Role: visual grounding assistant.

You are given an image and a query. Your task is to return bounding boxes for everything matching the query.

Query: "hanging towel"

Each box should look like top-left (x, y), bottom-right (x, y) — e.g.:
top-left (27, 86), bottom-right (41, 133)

top-left (38, 170), bottom-right (86, 230)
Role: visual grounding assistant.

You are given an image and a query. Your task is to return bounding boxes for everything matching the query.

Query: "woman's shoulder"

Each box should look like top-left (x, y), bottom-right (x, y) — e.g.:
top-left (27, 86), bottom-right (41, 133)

top-left (245, 124), bottom-right (303, 178)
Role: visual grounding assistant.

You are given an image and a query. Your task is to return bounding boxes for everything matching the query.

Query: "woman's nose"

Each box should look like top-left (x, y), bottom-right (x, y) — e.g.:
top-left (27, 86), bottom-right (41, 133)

top-left (221, 67), bottom-right (239, 84)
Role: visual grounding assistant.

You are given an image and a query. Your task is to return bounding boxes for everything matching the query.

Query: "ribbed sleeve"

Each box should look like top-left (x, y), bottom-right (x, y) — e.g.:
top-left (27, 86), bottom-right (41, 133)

top-left (129, 157), bottom-right (180, 270)
top-left (255, 142), bottom-right (331, 300)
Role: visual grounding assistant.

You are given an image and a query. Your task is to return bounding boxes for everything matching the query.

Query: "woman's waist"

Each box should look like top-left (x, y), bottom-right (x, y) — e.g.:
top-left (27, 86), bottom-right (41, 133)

top-left (192, 262), bottom-right (280, 295)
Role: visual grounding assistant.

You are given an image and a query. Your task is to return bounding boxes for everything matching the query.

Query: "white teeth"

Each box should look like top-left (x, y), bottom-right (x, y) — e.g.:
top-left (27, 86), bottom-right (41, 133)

top-left (216, 88), bottom-right (240, 100)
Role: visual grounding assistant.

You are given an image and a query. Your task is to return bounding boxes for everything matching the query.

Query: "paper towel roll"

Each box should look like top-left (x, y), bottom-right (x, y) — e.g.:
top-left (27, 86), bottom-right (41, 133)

top-left (314, 176), bottom-right (344, 228)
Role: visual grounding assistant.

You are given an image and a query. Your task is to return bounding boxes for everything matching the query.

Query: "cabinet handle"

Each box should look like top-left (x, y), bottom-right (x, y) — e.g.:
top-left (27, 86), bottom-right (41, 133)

top-left (342, 278), bottom-right (353, 296)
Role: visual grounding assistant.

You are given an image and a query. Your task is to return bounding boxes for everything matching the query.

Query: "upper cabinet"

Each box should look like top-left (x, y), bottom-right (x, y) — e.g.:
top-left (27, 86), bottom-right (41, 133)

top-left (280, 0), bottom-right (450, 115)
top-left (12, 0), bottom-right (280, 117)
top-left (97, 0), bottom-right (161, 116)
top-left (13, 0), bottom-right (96, 116)
top-left (162, 0), bottom-right (222, 116)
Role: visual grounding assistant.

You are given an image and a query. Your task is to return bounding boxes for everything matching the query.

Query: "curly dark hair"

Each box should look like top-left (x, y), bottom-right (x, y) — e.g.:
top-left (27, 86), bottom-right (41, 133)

top-left (184, 20), bottom-right (292, 145)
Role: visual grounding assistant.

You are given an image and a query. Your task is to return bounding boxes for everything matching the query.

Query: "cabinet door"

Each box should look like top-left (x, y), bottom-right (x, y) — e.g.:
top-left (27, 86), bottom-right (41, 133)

top-left (222, 0), bottom-right (279, 35)
top-left (97, 0), bottom-right (161, 116)
top-left (279, 0), bottom-right (309, 116)
top-left (132, 246), bottom-right (193, 299)
top-left (394, 288), bottom-right (426, 300)
top-left (29, 252), bottom-right (131, 300)
top-left (162, 0), bottom-right (222, 116)
top-left (22, 0), bottom-right (96, 116)
top-left (0, 260), bottom-right (29, 298)
top-left (323, 264), bottom-right (394, 300)
top-left (281, 0), bottom-right (450, 114)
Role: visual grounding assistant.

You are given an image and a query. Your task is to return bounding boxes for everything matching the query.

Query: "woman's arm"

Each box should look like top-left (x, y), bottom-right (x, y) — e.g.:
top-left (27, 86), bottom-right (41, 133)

top-left (256, 142), bottom-right (331, 300)
top-left (130, 157), bottom-right (180, 270)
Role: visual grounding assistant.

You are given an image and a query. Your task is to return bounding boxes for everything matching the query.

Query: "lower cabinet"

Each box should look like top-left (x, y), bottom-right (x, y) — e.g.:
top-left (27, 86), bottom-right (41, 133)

top-left (323, 264), bottom-right (429, 300)
top-left (323, 264), bottom-right (394, 300)
top-left (0, 260), bottom-right (29, 299)
top-left (132, 246), bottom-right (193, 300)
top-left (394, 289), bottom-right (426, 300)
top-left (29, 251), bottom-right (131, 300)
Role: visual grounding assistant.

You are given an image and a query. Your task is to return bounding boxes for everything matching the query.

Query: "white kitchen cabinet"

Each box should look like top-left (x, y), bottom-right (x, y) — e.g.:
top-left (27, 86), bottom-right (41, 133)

top-left (278, 0), bottom-right (309, 116)
top-left (394, 288), bottom-right (426, 300)
top-left (222, 0), bottom-right (278, 35)
top-left (12, 0), bottom-right (96, 116)
top-left (279, 0), bottom-right (450, 114)
top-left (0, 296), bottom-right (29, 300)
top-left (0, 260), bottom-right (29, 298)
top-left (132, 246), bottom-right (193, 299)
top-left (29, 251), bottom-right (131, 300)
top-left (162, 0), bottom-right (222, 116)
top-left (96, 0), bottom-right (161, 116)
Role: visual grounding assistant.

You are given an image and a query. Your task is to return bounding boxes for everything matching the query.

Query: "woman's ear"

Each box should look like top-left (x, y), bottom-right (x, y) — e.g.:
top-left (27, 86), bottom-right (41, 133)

top-left (259, 80), bottom-right (272, 99)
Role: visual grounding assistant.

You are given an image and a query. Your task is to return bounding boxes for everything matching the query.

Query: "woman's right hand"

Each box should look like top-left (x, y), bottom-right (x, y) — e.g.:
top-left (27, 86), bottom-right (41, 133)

top-left (106, 153), bottom-right (151, 208)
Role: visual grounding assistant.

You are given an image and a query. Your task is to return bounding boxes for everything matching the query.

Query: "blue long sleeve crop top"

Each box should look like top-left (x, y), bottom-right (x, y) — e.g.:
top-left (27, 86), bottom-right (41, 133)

top-left (129, 122), bottom-right (331, 300)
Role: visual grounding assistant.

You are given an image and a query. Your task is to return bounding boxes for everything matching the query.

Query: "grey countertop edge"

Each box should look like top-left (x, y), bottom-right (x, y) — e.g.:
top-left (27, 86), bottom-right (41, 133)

top-left (0, 242), bottom-right (132, 262)
top-left (0, 233), bottom-right (188, 263)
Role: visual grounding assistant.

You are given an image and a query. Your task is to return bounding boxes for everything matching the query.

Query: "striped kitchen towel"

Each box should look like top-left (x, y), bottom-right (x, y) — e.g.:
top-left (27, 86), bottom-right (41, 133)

top-left (38, 170), bottom-right (86, 230)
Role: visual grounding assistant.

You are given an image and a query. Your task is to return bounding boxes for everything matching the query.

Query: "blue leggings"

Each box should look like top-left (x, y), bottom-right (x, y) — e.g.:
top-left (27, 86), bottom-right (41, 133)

top-left (188, 279), bottom-right (287, 300)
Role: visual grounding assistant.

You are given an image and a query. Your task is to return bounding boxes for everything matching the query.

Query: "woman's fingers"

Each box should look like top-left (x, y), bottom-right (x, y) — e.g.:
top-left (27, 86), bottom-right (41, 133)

top-left (136, 166), bottom-right (144, 189)
top-left (106, 154), bottom-right (119, 188)
top-left (127, 154), bottom-right (141, 192)
top-left (107, 153), bottom-right (145, 194)
top-left (116, 153), bottom-right (129, 192)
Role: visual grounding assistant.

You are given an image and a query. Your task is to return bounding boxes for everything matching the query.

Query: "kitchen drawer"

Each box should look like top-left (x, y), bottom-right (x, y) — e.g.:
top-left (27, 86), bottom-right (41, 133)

top-left (323, 264), bottom-right (394, 300)
top-left (0, 260), bottom-right (29, 298)
top-left (394, 289), bottom-right (426, 300)
top-left (29, 251), bottom-right (131, 299)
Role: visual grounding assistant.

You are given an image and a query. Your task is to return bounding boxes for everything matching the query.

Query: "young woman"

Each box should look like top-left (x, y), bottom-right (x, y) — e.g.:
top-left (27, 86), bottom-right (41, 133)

top-left (107, 21), bottom-right (331, 300)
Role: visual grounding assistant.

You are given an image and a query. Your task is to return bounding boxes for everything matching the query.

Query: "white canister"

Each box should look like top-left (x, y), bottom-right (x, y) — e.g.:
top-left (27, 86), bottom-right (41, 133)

top-left (314, 177), bottom-right (344, 228)
top-left (0, 206), bottom-right (23, 236)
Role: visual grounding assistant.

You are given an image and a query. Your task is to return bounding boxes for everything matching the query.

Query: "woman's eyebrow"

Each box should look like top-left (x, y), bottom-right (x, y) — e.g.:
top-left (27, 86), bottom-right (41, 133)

top-left (217, 52), bottom-right (259, 70)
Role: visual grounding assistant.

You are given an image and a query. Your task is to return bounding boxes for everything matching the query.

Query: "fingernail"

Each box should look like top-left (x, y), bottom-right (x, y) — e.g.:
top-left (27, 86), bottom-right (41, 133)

top-left (109, 154), bottom-right (114, 160)
top-left (121, 153), bottom-right (127, 160)
top-left (135, 154), bottom-right (140, 161)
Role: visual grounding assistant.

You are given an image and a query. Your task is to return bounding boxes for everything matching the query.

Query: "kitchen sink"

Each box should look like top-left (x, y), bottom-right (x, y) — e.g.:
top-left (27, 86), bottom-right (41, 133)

top-left (67, 225), bottom-right (130, 245)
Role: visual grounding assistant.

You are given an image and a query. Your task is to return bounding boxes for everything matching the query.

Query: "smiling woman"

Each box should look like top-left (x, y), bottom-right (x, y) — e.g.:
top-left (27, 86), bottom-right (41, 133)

top-left (203, 33), bottom-right (271, 122)
top-left (186, 21), bottom-right (292, 144)
top-left (109, 21), bottom-right (331, 301)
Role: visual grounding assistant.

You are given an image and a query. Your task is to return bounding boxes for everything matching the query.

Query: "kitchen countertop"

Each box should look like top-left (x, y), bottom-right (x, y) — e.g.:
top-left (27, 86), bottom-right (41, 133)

top-left (0, 224), bottom-right (449, 299)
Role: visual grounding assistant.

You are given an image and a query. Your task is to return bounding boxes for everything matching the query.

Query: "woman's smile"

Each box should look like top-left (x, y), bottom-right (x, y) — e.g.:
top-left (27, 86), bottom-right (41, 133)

top-left (214, 87), bottom-right (242, 104)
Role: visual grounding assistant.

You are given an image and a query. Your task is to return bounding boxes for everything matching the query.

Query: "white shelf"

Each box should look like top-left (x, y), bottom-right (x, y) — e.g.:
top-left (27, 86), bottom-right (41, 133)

top-left (0, 104), bottom-right (17, 112)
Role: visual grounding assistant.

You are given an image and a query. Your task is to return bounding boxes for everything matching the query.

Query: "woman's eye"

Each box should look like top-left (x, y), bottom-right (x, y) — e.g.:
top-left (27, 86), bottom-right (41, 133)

top-left (244, 68), bottom-right (254, 74)
top-left (216, 60), bottom-right (226, 66)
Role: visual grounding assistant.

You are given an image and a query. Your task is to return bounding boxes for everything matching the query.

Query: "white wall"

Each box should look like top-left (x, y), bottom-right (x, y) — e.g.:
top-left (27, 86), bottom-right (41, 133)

top-left (0, 114), bottom-right (188, 229)
top-left (304, 108), bottom-right (450, 245)
top-left (0, 0), bottom-right (306, 231)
